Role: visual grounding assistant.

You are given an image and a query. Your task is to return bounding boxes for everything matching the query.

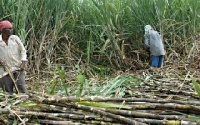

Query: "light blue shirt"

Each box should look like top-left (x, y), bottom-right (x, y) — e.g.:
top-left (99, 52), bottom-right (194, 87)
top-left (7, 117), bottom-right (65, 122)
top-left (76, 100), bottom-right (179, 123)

top-left (144, 30), bottom-right (165, 56)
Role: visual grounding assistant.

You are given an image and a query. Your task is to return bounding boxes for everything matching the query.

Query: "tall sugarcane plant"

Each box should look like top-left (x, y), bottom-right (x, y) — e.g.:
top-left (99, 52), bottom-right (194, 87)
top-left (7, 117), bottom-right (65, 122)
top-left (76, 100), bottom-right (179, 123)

top-left (0, 0), bottom-right (199, 74)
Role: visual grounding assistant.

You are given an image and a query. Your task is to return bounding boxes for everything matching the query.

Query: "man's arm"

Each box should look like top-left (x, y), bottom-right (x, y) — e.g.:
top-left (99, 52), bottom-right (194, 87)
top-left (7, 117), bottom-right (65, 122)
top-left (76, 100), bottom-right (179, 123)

top-left (144, 34), bottom-right (150, 48)
top-left (0, 60), bottom-right (4, 66)
top-left (15, 35), bottom-right (27, 70)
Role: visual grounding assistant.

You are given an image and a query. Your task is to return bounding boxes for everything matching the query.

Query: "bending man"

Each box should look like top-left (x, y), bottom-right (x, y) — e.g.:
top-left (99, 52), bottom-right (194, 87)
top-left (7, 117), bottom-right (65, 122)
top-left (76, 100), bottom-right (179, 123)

top-left (144, 25), bottom-right (165, 68)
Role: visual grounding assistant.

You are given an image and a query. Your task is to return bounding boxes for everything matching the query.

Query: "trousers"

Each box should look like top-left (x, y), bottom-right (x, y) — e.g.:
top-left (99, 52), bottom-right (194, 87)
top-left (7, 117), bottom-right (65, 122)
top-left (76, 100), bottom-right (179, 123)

top-left (150, 55), bottom-right (164, 68)
top-left (0, 70), bottom-right (28, 94)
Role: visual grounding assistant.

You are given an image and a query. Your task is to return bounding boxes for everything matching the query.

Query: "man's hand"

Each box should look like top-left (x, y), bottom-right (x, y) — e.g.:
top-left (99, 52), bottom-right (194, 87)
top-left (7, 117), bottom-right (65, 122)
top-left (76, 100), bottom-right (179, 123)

top-left (20, 61), bottom-right (26, 70)
top-left (0, 61), bottom-right (5, 66)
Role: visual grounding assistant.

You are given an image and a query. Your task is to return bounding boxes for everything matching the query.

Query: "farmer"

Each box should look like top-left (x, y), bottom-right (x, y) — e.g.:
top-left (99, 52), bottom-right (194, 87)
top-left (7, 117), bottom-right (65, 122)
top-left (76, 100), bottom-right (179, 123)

top-left (144, 25), bottom-right (165, 68)
top-left (0, 20), bottom-right (28, 94)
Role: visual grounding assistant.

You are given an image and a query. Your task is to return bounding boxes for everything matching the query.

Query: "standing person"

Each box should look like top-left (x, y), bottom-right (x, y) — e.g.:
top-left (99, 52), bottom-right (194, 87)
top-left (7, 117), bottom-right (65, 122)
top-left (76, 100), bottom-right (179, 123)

top-left (0, 20), bottom-right (28, 94)
top-left (144, 25), bottom-right (165, 68)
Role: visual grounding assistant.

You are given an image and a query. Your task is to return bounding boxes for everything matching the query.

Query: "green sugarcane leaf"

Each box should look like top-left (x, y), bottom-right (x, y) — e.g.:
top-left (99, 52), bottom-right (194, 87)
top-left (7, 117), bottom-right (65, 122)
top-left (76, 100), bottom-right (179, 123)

top-left (77, 74), bottom-right (85, 84)
top-left (192, 77), bottom-right (200, 99)
top-left (48, 80), bottom-right (58, 95)
top-left (18, 102), bottom-right (38, 108)
top-left (78, 101), bottom-right (131, 109)
top-left (59, 70), bottom-right (65, 79)
top-left (12, 119), bottom-right (17, 125)
top-left (187, 115), bottom-right (200, 122)
top-left (77, 74), bottom-right (86, 97)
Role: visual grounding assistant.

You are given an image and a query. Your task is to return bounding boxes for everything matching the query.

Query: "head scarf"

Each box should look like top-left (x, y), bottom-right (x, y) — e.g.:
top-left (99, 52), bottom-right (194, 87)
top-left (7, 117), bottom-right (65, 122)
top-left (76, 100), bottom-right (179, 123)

top-left (0, 20), bottom-right (12, 31)
top-left (144, 25), bottom-right (152, 34)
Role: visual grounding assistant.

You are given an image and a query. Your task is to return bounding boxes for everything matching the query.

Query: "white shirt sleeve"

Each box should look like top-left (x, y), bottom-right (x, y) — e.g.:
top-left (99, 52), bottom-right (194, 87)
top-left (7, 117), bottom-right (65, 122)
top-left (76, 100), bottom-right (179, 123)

top-left (144, 33), bottom-right (150, 48)
top-left (15, 36), bottom-right (27, 61)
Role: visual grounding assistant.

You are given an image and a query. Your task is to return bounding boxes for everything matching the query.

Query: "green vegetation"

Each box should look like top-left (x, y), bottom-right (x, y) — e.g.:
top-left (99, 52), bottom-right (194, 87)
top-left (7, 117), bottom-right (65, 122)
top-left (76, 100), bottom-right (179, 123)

top-left (192, 77), bottom-right (200, 98)
top-left (0, 0), bottom-right (199, 70)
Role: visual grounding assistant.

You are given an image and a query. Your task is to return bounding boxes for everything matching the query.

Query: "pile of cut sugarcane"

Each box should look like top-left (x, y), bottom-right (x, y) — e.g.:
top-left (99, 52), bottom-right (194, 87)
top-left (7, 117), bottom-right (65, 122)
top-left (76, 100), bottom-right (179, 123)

top-left (0, 76), bottom-right (200, 125)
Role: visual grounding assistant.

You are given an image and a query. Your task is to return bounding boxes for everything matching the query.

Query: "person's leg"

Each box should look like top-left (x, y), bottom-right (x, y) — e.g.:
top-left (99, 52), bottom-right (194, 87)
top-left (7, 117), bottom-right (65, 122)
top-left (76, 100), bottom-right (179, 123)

top-left (14, 71), bottom-right (28, 94)
top-left (0, 75), bottom-right (14, 94)
top-left (157, 55), bottom-right (164, 68)
top-left (150, 55), bottom-right (159, 68)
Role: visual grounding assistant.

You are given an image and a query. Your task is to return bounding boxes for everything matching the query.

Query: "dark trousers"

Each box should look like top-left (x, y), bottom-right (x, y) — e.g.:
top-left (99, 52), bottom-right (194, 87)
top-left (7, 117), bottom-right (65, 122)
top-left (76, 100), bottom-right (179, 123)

top-left (0, 71), bottom-right (28, 94)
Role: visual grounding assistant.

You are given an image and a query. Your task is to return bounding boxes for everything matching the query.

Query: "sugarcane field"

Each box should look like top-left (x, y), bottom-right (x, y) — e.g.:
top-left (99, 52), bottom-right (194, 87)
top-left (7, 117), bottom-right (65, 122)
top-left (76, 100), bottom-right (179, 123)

top-left (1, 0), bottom-right (200, 125)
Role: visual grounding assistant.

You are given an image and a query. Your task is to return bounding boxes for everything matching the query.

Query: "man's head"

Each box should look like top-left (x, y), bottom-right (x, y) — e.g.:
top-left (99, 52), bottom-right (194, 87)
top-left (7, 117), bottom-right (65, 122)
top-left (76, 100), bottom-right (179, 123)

top-left (145, 25), bottom-right (152, 33)
top-left (0, 20), bottom-right (13, 37)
